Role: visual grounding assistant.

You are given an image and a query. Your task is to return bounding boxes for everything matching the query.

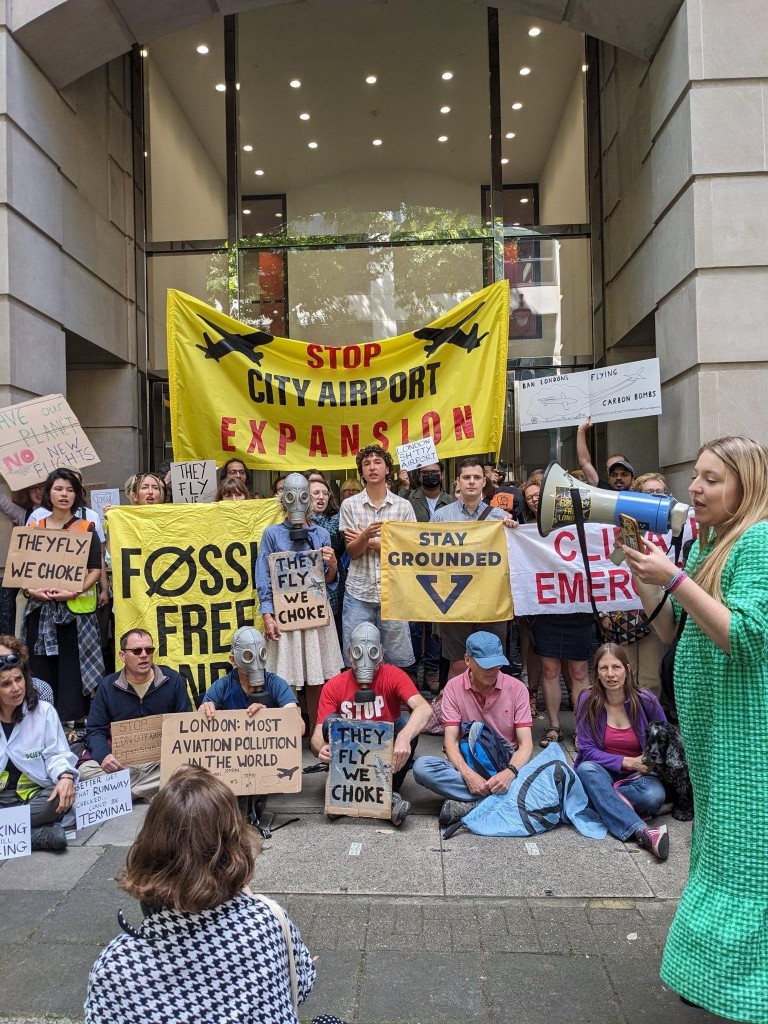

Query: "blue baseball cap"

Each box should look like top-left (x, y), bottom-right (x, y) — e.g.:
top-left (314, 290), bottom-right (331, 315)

top-left (466, 631), bottom-right (509, 669)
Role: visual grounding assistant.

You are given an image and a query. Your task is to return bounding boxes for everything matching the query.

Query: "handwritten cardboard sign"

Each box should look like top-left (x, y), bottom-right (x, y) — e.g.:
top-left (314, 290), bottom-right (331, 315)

top-left (89, 488), bottom-right (120, 520)
top-left (75, 770), bottom-right (132, 831)
top-left (396, 437), bottom-right (439, 473)
top-left (170, 460), bottom-right (217, 503)
top-left (111, 714), bottom-right (165, 766)
top-left (324, 718), bottom-right (394, 820)
top-left (0, 394), bottom-right (99, 488)
top-left (0, 804), bottom-right (31, 859)
top-left (159, 709), bottom-right (303, 794)
top-left (268, 549), bottom-right (328, 631)
top-left (2, 526), bottom-right (91, 592)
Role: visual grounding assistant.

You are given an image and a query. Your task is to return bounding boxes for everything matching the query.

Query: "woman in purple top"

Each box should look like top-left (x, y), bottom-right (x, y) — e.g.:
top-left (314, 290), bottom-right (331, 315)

top-left (575, 643), bottom-right (670, 861)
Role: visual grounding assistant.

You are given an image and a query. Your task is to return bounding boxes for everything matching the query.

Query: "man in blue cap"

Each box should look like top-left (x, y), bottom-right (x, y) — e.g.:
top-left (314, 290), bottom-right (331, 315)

top-left (412, 630), bottom-right (533, 825)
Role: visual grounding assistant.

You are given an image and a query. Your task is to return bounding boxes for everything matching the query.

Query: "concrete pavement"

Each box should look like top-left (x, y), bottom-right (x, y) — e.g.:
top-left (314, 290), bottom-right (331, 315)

top-left (0, 714), bottom-right (720, 1023)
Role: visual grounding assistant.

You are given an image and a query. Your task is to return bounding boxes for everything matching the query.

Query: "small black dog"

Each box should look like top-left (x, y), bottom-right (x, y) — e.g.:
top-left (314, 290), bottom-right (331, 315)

top-left (642, 721), bottom-right (694, 821)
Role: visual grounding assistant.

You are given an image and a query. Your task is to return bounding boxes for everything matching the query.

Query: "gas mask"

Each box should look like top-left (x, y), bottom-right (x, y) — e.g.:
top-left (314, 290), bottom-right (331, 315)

top-left (420, 471), bottom-right (441, 489)
top-left (281, 472), bottom-right (311, 541)
top-left (348, 622), bottom-right (383, 705)
top-left (231, 626), bottom-right (268, 700)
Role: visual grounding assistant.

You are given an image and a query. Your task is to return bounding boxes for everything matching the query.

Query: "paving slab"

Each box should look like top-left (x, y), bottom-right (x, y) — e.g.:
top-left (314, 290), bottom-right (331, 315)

top-left (252, 814), bottom-right (445, 896)
top-left (602, 954), bottom-right (721, 1022)
top-left (39, 886), bottom-right (142, 945)
top-left (298, 950), bottom-right (362, 1022)
top-left (0, 891), bottom-right (61, 943)
top-left (482, 952), bottom-right (622, 1024)
top-left (441, 824), bottom-right (655, 898)
top-left (0, 846), bottom-right (104, 891)
top-left (359, 951), bottom-right (489, 1023)
top-left (74, 846), bottom-right (128, 889)
top-left (0, 942), bottom-right (102, 1018)
top-left (633, 816), bottom-right (694, 898)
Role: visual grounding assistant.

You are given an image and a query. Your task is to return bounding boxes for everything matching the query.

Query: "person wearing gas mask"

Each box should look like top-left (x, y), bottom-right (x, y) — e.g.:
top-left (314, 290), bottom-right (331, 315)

top-left (199, 626), bottom-right (303, 727)
top-left (79, 629), bottom-right (191, 800)
top-left (256, 473), bottom-right (344, 734)
top-left (310, 623), bottom-right (432, 826)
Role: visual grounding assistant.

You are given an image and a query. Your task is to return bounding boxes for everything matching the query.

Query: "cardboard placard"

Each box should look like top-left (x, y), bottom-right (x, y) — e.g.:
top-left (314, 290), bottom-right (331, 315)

top-left (159, 709), bottom-right (302, 794)
top-left (111, 714), bottom-right (165, 766)
top-left (0, 394), bottom-right (99, 488)
top-left (0, 804), bottom-right (31, 859)
top-left (2, 525), bottom-right (92, 593)
top-left (324, 718), bottom-right (394, 820)
top-left (75, 770), bottom-right (132, 830)
top-left (268, 549), bottom-right (328, 631)
top-left (170, 460), bottom-right (217, 503)
top-left (396, 437), bottom-right (439, 472)
top-left (89, 488), bottom-right (121, 520)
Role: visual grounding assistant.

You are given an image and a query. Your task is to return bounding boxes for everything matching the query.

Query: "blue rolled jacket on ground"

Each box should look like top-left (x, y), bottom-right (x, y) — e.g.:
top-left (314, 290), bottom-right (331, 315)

top-left (85, 666), bottom-right (192, 764)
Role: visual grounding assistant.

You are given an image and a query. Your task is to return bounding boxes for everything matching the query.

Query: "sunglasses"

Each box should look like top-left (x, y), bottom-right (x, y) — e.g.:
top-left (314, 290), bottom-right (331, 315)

top-left (0, 653), bottom-right (22, 669)
top-left (122, 646), bottom-right (155, 655)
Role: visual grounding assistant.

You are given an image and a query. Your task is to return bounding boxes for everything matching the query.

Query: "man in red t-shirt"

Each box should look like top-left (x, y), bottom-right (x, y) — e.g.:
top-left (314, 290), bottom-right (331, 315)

top-left (413, 631), bottom-right (533, 826)
top-left (311, 623), bottom-right (431, 824)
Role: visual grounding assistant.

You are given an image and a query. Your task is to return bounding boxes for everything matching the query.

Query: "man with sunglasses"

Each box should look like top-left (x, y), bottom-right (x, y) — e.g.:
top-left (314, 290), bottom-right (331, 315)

top-left (78, 629), bottom-right (191, 799)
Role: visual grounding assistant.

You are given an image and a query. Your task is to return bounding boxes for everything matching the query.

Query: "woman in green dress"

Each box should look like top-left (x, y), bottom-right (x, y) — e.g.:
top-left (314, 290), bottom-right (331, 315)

top-left (623, 435), bottom-right (768, 1022)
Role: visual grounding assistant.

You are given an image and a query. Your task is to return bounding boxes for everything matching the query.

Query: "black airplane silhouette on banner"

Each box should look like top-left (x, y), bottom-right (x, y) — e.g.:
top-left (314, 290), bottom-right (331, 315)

top-left (414, 301), bottom-right (489, 356)
top-left (195, 315), bottom-right (275, 365)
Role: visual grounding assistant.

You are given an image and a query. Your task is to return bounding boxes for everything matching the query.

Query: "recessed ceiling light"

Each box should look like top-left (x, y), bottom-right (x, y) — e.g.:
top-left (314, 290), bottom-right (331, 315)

top-left (275, 213), bottom-right (283, 218)
top-left (242, 209), bottom-right (251, 215)
top-left (308, 141), bottom-right (318, 148)
top-left (256, 232), bottom-right (263, 237)
top-left (215, 83), bottom-right (226, 92)
top-left (519, 67), bottom-right (531, 76)
top-left (254, 169), bottom-right (264, 175)
top-left (505, 132), bottom-right (516, 139)
top-left (365, 75), bottom-right (377, 84)
top-left (143, 151), bottom-right (148, 157)
top-left (243, 144), bottom-right (253, 152)
top-left (196, 44), bottom-right (209, 54)
top-left (372, 138), bottom-right (383, 146)
top-left (520, 197), bottom-right (529, 203)
top-left (236, 83), bottom-right (240, 90)
top-left (528, 26), bottom-right (541, 37)
top-left (299, 112), bottom-right (310, 120)
top-left (140, 49), bottom-right (148, 58)
top-left (513, 221), bottom-right (520, 226)
top-left (441, 71), bottom-right (453, 80)
top-left (440, 105), bottom-right (451, 114)
top-left (437, 135), bottom-right (448, 142)
top-left (512, 102), bottom-right (523, 110)
top-left (290, 79), bottom-right (301, 88)
top-left (582, 64), bottom-right (589, 72)
top-left (501, 158), bottom-right (509, 165)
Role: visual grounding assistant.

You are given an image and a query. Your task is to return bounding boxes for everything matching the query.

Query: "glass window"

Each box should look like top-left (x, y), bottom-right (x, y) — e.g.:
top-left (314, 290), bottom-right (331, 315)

top-left (144, 19), bottom-right (227, 242)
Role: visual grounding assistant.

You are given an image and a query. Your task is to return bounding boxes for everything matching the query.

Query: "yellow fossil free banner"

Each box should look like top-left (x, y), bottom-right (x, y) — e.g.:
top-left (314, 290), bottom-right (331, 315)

top-left (380, 521), bottom-right (513, 623)
top-left (167, 281), bottom-right (510, 470)
top-left (109, 500), bottom-right (284, 707)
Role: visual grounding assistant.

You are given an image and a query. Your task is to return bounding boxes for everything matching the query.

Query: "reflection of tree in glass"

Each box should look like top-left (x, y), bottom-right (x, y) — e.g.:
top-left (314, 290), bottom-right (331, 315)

top-left (207, 204), bottom-right (489, 339)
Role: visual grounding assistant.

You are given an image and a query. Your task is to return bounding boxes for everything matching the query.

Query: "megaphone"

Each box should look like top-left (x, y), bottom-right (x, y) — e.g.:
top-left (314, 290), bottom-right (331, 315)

top-left (537, 461), bottom-right (689, 538)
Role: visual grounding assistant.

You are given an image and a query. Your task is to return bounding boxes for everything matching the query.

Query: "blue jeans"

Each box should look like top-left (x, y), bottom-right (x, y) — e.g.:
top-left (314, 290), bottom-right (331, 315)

top-left (576, 760), bottom-right (666, 841)
top-left (341, 594), bottom-right (414, 667)
top-left (412, 755), bottom-right (478, 802)
top-left (323, 714), bottom-right (417, 792)
top-left (407, 622), bottom-right (441, 672)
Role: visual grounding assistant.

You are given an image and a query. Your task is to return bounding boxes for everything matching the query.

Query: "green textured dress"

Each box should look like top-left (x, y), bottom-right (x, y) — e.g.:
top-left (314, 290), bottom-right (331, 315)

top-left (661, 522), bottom-right (768, 1022)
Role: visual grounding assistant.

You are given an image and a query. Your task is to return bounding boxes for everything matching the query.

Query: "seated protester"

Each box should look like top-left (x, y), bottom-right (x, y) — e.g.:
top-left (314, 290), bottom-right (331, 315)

top-left (412, 631), bottom-right (533, 826)
top-left (200, 626), bottom-right (304, 732)
top-left (574, 643), bottom-right (669, 861)
top-left (0, 656), bottom-right (77, 850)
top-left (0, 635), bottom-right (53, 704)
top-left (79, 629), bottom-right (191, 800)
top-left (310, 623), bottom-right (431, 826)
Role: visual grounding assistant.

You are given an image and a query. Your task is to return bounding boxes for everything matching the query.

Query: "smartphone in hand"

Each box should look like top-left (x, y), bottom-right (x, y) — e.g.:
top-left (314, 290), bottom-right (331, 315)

top-left (610, 513), bottom-right (647, 565)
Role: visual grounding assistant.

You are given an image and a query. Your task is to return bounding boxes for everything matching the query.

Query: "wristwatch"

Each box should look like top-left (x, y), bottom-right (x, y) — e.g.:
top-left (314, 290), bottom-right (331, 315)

top-left (58, 771), bottom-right (76, 782)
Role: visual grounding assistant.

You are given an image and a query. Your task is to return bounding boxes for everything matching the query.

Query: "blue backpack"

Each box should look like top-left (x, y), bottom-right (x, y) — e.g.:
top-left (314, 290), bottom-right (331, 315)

top-left (459, 721), bottom-right (514, 779)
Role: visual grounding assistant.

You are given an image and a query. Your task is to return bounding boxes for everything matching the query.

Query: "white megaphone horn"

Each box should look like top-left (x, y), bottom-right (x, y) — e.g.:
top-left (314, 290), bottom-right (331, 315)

top-left (537, 461), bottom-right (689, 538)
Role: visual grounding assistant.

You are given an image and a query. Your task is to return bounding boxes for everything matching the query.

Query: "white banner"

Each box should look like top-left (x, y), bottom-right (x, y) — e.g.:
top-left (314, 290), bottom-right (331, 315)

top-left (517, 358), bottom-right (662, 431)
top-left (75, 769), bottom-right (132, 831)
top-left (507, 518), bottom-right (696, 616)
top-left (0, 804), bottom-right (31, 859)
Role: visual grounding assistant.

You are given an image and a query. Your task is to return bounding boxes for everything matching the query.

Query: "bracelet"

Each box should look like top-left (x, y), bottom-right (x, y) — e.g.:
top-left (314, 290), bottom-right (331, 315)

top-left (58, 771), bottom-right (76, 782)
top-left (663, 569), bottom-right (687, 594)
top-left (508, 763), bottom-right (519, 778)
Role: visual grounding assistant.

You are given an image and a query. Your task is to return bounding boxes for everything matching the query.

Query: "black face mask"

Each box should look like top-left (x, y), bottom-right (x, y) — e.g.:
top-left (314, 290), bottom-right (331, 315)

top-left (420, 472), bottom-right (442, 489)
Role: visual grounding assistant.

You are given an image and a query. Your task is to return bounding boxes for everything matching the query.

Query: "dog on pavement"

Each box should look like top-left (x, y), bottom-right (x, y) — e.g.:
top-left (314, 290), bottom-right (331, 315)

top-left (642, 721), bottom-right (694, 821)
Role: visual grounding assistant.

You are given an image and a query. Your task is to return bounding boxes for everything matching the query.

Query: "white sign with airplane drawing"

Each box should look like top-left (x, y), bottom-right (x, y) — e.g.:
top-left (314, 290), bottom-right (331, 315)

top-left (517, 358), bottom-right (662, 431)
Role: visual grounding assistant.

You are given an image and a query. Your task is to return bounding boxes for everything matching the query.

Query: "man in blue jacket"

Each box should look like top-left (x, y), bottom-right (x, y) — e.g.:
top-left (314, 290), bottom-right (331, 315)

top-left (79, 628), bottom-right (191, 799)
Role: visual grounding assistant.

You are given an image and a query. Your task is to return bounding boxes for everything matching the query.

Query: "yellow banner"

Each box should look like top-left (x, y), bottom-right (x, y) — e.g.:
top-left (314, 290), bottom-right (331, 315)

top-left (380, 521), bottom-right (513, 622)
top-left (110, 500), bottom-right (284, 706)
top-left (167, 282), bottom-right (510, 469)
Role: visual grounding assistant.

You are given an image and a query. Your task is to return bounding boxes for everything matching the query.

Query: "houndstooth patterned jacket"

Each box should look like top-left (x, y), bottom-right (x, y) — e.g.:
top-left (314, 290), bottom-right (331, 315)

top-left (84, 891), bottom-right (315, 1023)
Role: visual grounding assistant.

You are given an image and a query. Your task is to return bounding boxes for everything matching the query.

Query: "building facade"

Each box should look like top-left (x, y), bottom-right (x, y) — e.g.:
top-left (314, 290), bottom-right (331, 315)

top-left (0, 0), bottom-right (766, 498)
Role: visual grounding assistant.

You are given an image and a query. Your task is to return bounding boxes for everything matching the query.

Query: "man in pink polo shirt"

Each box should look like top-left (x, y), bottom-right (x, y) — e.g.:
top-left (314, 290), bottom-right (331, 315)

top-left (412, 631), bottom-right (533, 825)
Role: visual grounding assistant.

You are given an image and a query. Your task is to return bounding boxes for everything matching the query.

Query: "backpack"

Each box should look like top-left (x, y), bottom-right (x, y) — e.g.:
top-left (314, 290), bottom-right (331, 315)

top-left (459, 721), bottom-right (514, 779)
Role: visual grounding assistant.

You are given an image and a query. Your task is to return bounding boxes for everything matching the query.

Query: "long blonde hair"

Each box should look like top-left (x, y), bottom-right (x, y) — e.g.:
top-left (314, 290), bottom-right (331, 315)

top-left (692, 436), bottom-right (768, 601)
